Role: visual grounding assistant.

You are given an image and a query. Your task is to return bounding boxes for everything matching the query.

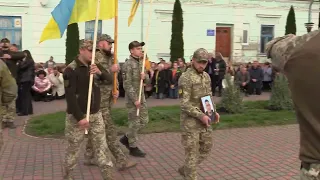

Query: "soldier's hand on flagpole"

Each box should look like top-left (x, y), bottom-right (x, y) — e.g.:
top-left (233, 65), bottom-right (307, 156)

top-left (90, 64), bottom-right (101, 75)
top-left (112, 90), bottom-right (119, 99)
top-left (78, 119), bottom-right (90, 129)
top-left (134, 100), bottom-right (141, 109)
top-left (111, 64), bottom-right (120, 73)
top-left (140, 72), bottom-right (145, 80)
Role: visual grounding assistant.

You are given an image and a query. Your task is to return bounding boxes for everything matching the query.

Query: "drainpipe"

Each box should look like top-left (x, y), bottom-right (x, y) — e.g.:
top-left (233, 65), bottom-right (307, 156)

top-left (318, 1), bottom-right (320, 28)
top-left (305, 0), bottom-right (315, 32)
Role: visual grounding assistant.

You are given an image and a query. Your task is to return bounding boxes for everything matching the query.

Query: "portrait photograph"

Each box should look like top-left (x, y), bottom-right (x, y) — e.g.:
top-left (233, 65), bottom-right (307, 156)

top-left (201, 95), bottom-right (215, 122)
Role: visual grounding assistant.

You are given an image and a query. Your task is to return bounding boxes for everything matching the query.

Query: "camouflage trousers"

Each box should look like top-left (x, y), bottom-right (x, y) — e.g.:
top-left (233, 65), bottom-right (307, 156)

top-left (1, 98), bottom-right (16, 123)
top-left (126, 101), bottom-right (149, 148)
top-left (181, 128), bottom-right (213, 180)
top-left (64, 112), bottom-right (114, 180)
top-left (300, 163), bottom-right (320, 180)
top-left (85, 106), bottom-right (127, 167)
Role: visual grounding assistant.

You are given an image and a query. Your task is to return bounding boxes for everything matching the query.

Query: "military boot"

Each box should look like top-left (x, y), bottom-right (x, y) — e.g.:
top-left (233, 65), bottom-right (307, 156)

top-left (119, 135), bottom-right (130, 149)
top-left (118, 160), bottom-right (137, 171)
top-left (129, 147), bottom-right (146, 157)
top-left (6, 122), bottom-right (16, 129)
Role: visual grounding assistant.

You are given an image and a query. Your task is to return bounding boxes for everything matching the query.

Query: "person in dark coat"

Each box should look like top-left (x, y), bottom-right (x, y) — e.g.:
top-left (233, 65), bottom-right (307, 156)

top-left (211, 52), bottom-right (226, 96)
top-left (168, 62), bottom-right (182, 99)
top-left (205, 54), bottom-right (215, 94)
top-left (16, 50), bottom-right (35, 116)
top-left (152, 63), bottom-right (167, 99)
top-left (248, 60), bottom-right (263, 95)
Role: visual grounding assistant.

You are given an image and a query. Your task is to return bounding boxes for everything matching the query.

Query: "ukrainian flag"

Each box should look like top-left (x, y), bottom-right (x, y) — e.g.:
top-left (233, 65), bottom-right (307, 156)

top-left (40, 0), bottom-right (116, 43)
top-left (128, 0), bottom-right (140, 26)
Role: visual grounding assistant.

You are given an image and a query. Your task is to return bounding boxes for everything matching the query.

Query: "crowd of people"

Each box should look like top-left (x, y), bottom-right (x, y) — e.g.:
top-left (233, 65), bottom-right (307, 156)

top-left (135, 53), bottom-right (277, 99)
top-left (0, 38), bottom-right (66, 129)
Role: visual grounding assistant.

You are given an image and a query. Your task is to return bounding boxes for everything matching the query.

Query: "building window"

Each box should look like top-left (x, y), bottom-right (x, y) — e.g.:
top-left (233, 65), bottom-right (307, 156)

top-left (242, 23), bottom-right (249, 44)
top-left (260, 25), bottom-right (274, 53)
top-left (85, 20), bottom-right (102, 40)
top-left (0, 16), bottom-right (22, 50)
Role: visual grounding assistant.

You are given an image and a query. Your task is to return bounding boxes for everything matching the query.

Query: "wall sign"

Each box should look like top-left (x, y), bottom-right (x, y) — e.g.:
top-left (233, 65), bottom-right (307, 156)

top-left (207, 29), bottom-right (215, 36)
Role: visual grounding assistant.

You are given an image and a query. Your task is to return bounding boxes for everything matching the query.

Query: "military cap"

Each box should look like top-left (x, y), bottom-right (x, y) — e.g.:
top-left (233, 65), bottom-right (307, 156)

top-left (79, 39), bottom-right (93, 51)
top-left (98, 34), bottom-right (114, 43)
top-left (1, 38), bottom-right (10, 43)
top-left (192, 48), bottom-right (209, 62)
top-left (128, 41), bottom-right (145, 50)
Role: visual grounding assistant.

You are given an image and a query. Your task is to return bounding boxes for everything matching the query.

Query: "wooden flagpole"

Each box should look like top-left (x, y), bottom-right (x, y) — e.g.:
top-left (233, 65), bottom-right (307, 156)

top-left (113, 0), bottom-right (119, 103)
top-left (85, 0), bottom-right (101, 134)
top-left (136, 0), bottom-right (154, 116)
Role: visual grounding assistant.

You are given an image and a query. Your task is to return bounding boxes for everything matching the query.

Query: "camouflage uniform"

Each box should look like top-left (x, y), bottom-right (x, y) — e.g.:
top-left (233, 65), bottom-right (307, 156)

top-left (0, 60), bottom-right (17, 150)
top-left (122, 54), bottom-right (150, 148)
top-left (84, 34), bottom-right (128, 168)
top-left (178, 48), bottom-right (214, 180)
top-left (266, 30), bottom-right (320, 180)
top-left (63, 39), bottom-right (113, 180)
top-left (2, 99), bottom-right (16, 123)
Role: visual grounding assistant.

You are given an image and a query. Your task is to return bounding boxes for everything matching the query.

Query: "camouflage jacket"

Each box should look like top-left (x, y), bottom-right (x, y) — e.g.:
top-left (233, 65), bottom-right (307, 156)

top-left (178, 67), bottom-right (212, 132)
top-left (95, 50), bottom-right (116, 108)
top-left (266, 30), bottom-right (320, 72)
top-left (0, 60), bottom-right (17, 107)
top-left (122, 56), bottom-right (150, 103)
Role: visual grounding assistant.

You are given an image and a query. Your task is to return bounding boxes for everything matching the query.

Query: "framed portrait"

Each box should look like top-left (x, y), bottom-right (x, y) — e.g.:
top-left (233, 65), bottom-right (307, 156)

top-left (201, 95), bottom-right (215, 122)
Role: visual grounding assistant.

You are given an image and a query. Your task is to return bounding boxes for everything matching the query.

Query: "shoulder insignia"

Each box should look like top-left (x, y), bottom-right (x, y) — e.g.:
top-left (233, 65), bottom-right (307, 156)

top-left (178, 88), bottom-right (183, 98)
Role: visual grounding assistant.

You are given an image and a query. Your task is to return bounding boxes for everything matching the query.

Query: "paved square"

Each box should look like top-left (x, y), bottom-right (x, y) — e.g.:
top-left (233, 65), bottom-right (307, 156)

top-left (0, 94), bottom-right (302, 179)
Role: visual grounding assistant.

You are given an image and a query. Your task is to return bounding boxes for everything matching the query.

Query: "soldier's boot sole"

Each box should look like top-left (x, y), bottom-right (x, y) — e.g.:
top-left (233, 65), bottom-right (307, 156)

top-left (178, 166), bottom-right (185, 177)
top-left (129, 147), bottom-right (146, 157)
top-left (118, 160), bottom-right (138, 171)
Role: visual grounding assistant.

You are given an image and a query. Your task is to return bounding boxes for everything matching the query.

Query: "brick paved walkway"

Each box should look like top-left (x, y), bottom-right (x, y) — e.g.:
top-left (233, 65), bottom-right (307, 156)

top-left (0, 93), bottom-right (302, 179)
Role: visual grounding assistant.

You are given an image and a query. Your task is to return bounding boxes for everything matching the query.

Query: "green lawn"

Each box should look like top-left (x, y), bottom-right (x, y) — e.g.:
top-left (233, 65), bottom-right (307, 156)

top-left (25, 101), bottom-right (297, 138)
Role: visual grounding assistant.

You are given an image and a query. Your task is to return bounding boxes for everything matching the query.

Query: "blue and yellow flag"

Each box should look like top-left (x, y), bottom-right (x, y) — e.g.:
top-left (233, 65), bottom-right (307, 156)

top-left (128, 0), bottom-right (140, 26)
top-left (40, 0), bottom-right (116, 43)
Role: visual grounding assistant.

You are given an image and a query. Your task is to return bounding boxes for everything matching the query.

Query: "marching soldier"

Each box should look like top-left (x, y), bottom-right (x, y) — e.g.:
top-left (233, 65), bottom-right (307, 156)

top-left (266, 30), bottom-right (320, 180)
top-left (84, 34), bottom-right (137, 170)
top-left (0, 59), bottom-right (18, 150)
top-left (178, 48), bottom-right (220, 180)
top-left (63, 39), bottom-right (114, 180)
top-left (120, 41), bottom-right (150, 157)
top-left (0, 38), bottom-right (25, 129)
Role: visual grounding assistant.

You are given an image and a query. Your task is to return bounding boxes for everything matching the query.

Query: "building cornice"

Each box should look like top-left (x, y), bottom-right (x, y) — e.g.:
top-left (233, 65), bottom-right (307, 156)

top-left (0, 2), bottom-right (29, 7)
top-left (120, 0), bottom-right (318, 11)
